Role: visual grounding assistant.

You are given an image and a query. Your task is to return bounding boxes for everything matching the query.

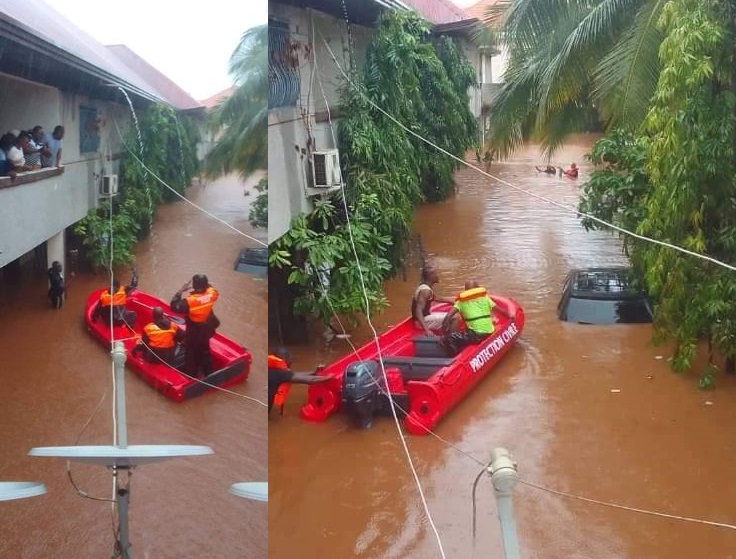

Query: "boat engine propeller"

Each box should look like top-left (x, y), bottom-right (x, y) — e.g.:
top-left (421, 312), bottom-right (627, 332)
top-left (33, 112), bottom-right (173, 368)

top-left (341, 360), bottom-right (383, 429)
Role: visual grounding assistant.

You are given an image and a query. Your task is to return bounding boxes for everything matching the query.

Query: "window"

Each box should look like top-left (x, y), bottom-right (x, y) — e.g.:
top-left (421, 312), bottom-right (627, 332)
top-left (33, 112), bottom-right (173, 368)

top-left (79, 106), bottom-right (100, 153)
top-left (268, 18), bottom-right (300, 109)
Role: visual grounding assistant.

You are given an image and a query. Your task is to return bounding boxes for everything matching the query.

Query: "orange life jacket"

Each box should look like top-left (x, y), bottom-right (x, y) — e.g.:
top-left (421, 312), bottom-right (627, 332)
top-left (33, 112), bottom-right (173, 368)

top-left (144, 321), bottom-right (178, 349)
top-left (185, 287), bottom-right (218, 323)
top-left (100, 286), bottom-right (126, 307)
top-left (268, 355), bottom-right (292, 414)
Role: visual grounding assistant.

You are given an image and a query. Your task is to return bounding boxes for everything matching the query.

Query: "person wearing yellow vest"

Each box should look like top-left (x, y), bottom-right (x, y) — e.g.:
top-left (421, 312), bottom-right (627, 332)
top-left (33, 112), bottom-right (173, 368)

top-left (170, 273), bottom-right (220, 378)
top-left (268, 347), bottom-right (330, 415)
top-left (131, 306), bottom-right (184, 365)
top-left (440, 280), bottom-right (515, 356)
top-left (91, 269), bottom-right (138, 327)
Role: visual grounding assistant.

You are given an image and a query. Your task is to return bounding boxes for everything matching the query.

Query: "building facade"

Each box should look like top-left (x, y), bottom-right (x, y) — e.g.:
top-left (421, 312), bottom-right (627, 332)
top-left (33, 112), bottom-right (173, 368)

top-left (267, 0), bottom-right (486, 244)
top-left (0, 0), bottom-right (203, 276)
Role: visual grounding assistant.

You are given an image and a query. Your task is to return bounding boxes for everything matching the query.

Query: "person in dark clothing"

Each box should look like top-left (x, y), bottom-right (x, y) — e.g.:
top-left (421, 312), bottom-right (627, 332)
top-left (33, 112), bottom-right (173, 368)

top-left (47, 261), bottom-right (65, 309)
top-left (268, 347), bottom-right (330, 414)
top-left (170, 273), bottom-right (220, 378)
top-left (91, 270), bottom-right (138, 328)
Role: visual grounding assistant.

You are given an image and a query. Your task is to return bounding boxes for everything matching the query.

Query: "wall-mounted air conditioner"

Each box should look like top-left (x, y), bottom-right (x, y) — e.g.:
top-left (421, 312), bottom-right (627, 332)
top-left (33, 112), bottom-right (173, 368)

top-left (310, 149), bottom-right (341, 188)
top-left (100, 174), bottom-right (118, 196)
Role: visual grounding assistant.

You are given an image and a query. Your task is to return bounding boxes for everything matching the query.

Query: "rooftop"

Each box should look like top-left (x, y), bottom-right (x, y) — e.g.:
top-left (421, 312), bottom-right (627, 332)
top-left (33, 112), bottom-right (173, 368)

top-left (200, 86), bottom-right (236, 110)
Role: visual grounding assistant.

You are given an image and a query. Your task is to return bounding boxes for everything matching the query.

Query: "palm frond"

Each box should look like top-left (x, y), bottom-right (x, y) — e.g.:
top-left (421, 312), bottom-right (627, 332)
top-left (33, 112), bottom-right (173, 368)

top-left (593, 0), bottom-right (666, 129)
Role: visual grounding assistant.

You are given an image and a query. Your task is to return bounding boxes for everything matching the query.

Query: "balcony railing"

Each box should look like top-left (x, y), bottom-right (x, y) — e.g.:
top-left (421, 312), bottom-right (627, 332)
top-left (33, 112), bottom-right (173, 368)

top-left (0, 166), bottom-right (64, 189)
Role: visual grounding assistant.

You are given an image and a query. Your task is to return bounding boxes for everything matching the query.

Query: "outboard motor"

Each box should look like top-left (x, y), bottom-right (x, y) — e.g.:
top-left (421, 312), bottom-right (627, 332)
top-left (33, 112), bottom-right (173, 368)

top-left (341, 360), bottom-right (383, 429)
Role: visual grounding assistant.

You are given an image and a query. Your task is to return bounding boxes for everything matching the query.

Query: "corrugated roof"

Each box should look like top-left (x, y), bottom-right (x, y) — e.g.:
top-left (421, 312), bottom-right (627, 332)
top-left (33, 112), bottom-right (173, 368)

top-left (402, 0), bottom-right (468, 24)
top-left (200, 86), bottom-right (236, 109)
top-left (0, 0), bottom-right (199, 110)
top-left (106, 45), bottom-right (203, 111)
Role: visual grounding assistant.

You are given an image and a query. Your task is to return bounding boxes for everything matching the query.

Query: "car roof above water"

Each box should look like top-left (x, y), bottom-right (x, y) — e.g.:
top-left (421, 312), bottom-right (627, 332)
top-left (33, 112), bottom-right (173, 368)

top-left (559, 267), bottom-right (653, 324)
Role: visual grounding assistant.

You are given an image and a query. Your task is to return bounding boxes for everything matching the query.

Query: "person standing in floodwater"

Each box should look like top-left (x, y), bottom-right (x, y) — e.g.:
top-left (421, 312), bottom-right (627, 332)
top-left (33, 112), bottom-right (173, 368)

top-left (47, 260), bottom-right (64, 309)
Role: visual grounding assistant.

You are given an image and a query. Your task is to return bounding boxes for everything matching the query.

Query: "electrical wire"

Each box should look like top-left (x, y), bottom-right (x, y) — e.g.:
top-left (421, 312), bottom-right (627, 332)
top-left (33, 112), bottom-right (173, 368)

top-left (112, 119), bottom-right (266, 247)
top-left (319, 34), bottom-right (736, 274)
top-left (314, 24), bottom-right (449, 559)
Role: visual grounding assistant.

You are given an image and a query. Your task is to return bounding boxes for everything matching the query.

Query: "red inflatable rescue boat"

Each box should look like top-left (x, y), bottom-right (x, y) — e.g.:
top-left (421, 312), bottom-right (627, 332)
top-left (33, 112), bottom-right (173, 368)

top-left (84, 288), bottom-right (251, 402)
top-left (301, 296), bottom-right (524, 434)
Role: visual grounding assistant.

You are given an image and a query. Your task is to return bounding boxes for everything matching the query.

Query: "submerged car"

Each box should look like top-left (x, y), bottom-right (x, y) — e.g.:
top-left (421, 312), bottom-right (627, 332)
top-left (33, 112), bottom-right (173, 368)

top-left (558, 267), bottom-right (653, 324)
top-left (235, 247), bottom-right (267, 276)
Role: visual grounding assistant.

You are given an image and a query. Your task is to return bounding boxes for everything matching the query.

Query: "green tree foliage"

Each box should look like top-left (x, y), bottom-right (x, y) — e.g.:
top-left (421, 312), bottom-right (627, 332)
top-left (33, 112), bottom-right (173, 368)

top-left (249, 176), bottom-right (268, 229)
top-left (206, 24), bottom-right (267, 178)
top-left (578, 0), bottom-right (736, 387)
top-left (271, 11), bottom-right (477, 326)
top-left (75, 104), bottom-right (200, 269)
top-left (269, 197), bottom-right (391, 327)
top-left (578, 129), bottom-right (650, 256)
top-left (487, 0), bottom-right (667, 158)
top-left (206, 24), bottom-right (267, 229)
top-left (635, 0), bottom-right (736, 386)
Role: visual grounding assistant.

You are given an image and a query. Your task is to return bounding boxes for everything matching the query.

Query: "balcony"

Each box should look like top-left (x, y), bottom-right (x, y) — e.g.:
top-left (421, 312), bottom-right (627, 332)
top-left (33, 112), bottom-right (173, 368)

top-left (0, 166), bottom-right (64, 189)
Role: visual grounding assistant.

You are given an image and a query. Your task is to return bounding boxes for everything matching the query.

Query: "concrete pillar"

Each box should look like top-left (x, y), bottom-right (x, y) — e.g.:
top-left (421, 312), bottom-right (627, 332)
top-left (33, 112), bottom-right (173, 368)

top-left (46, 230), bottom-right (64, 271)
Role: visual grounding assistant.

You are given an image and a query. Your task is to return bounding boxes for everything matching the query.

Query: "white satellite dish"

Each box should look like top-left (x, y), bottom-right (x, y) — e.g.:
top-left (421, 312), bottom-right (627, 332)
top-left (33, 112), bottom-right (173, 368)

top-left (229, 482), bottom-right (268, 502)
top-left (29, 445), bottom-right (213, 466)
top-left (0, 482), bottom-right (47, 502)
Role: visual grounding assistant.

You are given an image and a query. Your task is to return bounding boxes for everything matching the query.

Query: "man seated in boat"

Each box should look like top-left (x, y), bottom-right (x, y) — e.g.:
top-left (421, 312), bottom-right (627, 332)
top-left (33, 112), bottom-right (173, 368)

top-left (131, 306), bottom-right (184, 366)
top-left (412, 265), bottom-right (459, 336)
top-left (91, 269), bottom-right (139, 328)
top-left (268, 347), bottom-right (330, 415)
top-left (440, 280), bottom-right (514, 356)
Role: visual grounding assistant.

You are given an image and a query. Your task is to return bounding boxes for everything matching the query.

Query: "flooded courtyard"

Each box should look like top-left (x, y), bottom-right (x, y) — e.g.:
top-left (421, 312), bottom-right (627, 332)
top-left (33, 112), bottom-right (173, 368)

top-left (269, 139), bottom-right (736, 558)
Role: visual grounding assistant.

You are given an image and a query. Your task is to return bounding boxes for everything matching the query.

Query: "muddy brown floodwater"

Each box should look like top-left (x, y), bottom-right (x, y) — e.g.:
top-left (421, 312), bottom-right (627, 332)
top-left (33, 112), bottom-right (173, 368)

top-left (270, 138), bottom-right (736, 559)
top-left (0, 173), bottom-right (267, 558)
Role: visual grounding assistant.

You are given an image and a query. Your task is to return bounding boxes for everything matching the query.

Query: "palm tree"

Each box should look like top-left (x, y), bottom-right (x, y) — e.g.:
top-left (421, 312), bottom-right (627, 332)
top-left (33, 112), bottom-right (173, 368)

top-left (484, 0), bottom-right (667, 158)
top-left (205, 24), bottom-right (267, 178)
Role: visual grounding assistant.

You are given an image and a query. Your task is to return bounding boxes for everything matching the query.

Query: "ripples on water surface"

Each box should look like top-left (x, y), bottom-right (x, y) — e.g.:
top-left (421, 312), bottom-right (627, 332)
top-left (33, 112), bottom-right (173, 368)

top-left (0, 174), bottom-right (267, 558)
top-left (270, 140), bottom-right (736, 559)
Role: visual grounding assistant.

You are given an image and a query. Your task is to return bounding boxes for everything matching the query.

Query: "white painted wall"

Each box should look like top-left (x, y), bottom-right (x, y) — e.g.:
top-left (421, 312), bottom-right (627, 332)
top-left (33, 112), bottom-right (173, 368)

top-left (268, 5), bottom-right (372, 243)
top-left (491, 43), bottom-right (508, 83)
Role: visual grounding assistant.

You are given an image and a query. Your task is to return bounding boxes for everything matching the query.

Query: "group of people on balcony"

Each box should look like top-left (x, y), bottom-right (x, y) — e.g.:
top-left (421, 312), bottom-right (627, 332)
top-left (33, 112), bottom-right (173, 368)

top-left (0, 125), bottom-right (64, 178)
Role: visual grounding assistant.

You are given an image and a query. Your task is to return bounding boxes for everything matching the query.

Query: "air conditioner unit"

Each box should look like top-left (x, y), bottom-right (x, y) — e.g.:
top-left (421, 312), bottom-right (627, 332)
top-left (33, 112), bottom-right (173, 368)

top-left (100, 174), bottom-right (118, 196)
top-left (311, 149), bottom-right (341, 188)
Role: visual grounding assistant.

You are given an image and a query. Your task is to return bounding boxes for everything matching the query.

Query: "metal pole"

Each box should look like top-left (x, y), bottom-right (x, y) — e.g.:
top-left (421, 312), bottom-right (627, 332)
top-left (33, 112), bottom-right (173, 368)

top-left (112, 340), bottom-right (132, 558)
top-left (117, 471), bottom-right (132, 559)
top-left (490, 447), bottom-right (521, 559)
top-left (112, 341), bottom-right (128, 448)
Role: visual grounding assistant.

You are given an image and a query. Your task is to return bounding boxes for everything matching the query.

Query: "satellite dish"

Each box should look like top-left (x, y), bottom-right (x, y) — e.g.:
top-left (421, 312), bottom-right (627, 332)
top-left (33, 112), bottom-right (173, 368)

top-left (229, 482), bottom-right (268, 502)
top-left (29, 445), bottom-right (213, 466)
top-left (0, 482), bottom-right (47, 502)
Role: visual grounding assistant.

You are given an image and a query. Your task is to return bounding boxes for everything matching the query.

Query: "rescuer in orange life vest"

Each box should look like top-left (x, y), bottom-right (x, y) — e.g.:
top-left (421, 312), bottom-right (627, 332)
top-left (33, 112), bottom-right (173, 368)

top-left (170, 273), bottom-right (220, 378)
top-left (91, 269), bottom-right (139, 328)
top-left (268, 347), bottom-right (330, 415)
top-left (131, 306), bottom-right (184, 365)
